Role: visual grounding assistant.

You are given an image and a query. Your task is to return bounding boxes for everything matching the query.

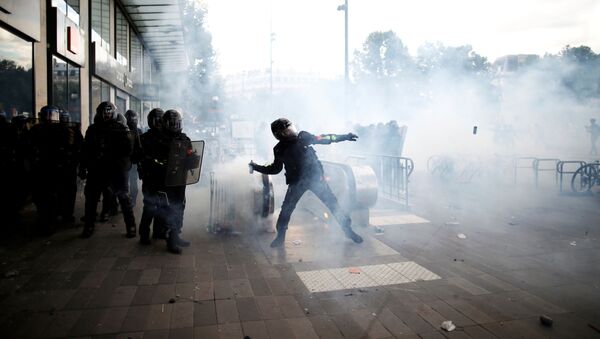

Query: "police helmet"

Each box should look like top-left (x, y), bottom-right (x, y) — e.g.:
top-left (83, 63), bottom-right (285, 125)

top-left (59, 111), bottom-right (71, 123)
top-left (271, 118), bottom-right (297, 140)
top-left (96, 101), bottom-right (117, 122)
top-left (147, 108), bottom-right (164, 130)
top-left (39, 105), bottom-right (60, 123)
top-left (163, 109), bottom-right (182, 134)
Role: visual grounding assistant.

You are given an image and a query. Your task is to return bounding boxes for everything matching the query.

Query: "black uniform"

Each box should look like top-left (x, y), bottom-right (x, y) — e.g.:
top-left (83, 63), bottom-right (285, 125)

top-left (80, 118), bottom-right (136, 238)
top-left (252, 129), bottom-right (363, 247)
top-left (0, 117), bottom-right (21, 224)
top-left (29, 121), bottom-right (81, 231)
top-left (138, 128), bottom-right (169, 241)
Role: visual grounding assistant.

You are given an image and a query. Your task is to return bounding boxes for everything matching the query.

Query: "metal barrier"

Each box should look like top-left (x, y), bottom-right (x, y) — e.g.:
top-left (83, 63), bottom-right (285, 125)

top-left (513, 157), bottom-right (536, 184)
top-left (208, 171), bottom-right (274, 233)
top-left (533, 158), bottom-right (560, 187)
top-left (348, 154), bottom-right (414, 208)
top-left (556, 161), bottom-right (587, 193)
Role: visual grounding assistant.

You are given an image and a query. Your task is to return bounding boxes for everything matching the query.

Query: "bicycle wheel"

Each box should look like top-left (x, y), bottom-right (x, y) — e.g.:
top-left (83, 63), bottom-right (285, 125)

top-left (571, 164), bottom-right (597, 193)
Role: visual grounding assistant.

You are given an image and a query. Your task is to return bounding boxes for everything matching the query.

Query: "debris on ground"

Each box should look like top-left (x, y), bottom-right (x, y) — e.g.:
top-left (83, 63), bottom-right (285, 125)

top-left (441, 320), bottom-right (456, 332)
top-left (374, 226), bottom-right (385, 235)
top-left (169, 298), bottom-right (176, 304)
top-left (304, 308), bottom-right (310, 314)
top-left (298, 258), bottom-right (303, 262)
top-left (371, 313), bottom-right (377, 317)
top-left (344, 293), bottom-right (354, 296)
top-left (358, 289), bottom-right (368, 293)
top-left (348, 267), bottom-right (361, 274)
top-left (4, 270), bottom-right (19, 278)
top-left (570, 241), bottom-right (577, 246)
top-left (539, 315), bottom-right (553, 327)
top-left (445, 221), bottom-right (460, 226)
top-left (457, 233), bottom-right (467, 239)
top-left (291, 240), bottom-right (302, 245)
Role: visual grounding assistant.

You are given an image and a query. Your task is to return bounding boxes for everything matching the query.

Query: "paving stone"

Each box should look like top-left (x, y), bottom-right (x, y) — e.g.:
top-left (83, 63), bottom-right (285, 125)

top-left (143, 328), bottom-right (169, 339)
top-left (171, 302), bottom-right (194, 329)
top-left (287, 317), bottom-right (319, 339)
top-left (146, 303), bottom-right (173, 330)
top-left (230, 278), bottom-right (254, 298)
top-left (255, 295), bottom-right (284, 320)
top-left (264, 318), bottom-right (295, 338)
top-left (194, 281), bottom-right (214, 301)
top-left (236, 297), bottom-right (261, 322)
top-left (42, 310), bottom-right (82, 338)
top-left (152, 284), bottom-right (176, 304)
top-left (350, 309), bottom-right (392, 339)
top-left (447, 276), bottom-right (492, 296)
top-left (376, 308), bottom-right (416, 337)
top-left (69, 309), bottom-right (106, 337)
top-left (121, 305), bottom-right (152, 332)
top-left (193, 300), bottom-right (217, 326)
top-left (193, 325), bottom-right (219, 339)
top-left (241, 320), bottom-right (269, 339)
top-left (120, 270), bottom-right (143, 286)
top-left (331, 312), bottom-right (368, 339)
top-left (176, 282), bottom-right (196, 301)
top-left (462, 325), bottom-right (499, 339)
top-left (139, 268), bottom-right (161, 285)
top-left (169, 327), bottom-right (194, 339)
top-left (65, 287), bottom-right (96, 309)
top-left (217, 322), bottom-right (243, 339)
top-left (93, 307), bottom-right (129, 335)
top-left (216, 299), bottom-right (239, 324)
top-left (275, 295), bottom-right (305, 318)
top-left (131, 285), bottom-right (156, 305)
top-left (308, 315), bottom-right (344, 339)
top-left (213, 280), bottom-right (234, 299)
top-left (80, 270), bottom-right (109, 288)
top-left (176, 269), bottom-right (196, 283)
top-left (248, 278), bottom-right (272, 296)
top-left (428, 299), bottom-right (476, 327)
top-left (159, 268), bottom-right (178, 284)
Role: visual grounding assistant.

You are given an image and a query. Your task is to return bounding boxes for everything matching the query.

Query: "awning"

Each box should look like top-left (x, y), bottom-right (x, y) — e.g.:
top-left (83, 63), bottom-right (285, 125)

top-left (121, 0), bottom-right (188, 72)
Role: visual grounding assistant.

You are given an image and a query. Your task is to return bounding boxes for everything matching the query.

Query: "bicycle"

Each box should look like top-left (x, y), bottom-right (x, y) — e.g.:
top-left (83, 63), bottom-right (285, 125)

top-left (571, 161), bottom-right (600, 193)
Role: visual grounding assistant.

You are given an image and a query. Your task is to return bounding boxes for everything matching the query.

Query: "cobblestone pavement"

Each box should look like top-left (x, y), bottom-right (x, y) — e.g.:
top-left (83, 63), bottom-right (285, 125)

top-left (1, 174), bottom-right (599, 339)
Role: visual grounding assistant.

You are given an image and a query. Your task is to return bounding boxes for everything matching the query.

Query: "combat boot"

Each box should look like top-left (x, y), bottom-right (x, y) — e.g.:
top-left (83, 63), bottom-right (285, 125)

top-left (81, 226), bottom-right (94, 238)
top-left (270, 231), bottom-right (286, 248)
top-left (167, 233), bottom-right (182, 254)
top-left (126, 226), bottom-right (136, 238)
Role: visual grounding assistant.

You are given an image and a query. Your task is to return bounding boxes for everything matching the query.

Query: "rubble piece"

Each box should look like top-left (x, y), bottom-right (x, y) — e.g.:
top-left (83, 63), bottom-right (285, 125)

top-left (292, 240), bottom-right (302, 246)
top-left (348, 267), bottom-right (361, 274)
top-left (298, 259), bottom-right (303, 262)
top-left (374, 226), bottom-right (385, 234)
top-left (169, 298), bottom-right (176, 304)
top-left (304, 308), bottom-right (310, 314)
top-left (539, 315), bottom-right (553, 327)
top-left (344, 293), bottom-right (354, 297)
top-left (441, 320), bottom-right (456, 332)
top-left (371, 313), bottom-right (377, 317)
top-left (570, 241), bottom-right (577, 246)
top-left (4, 270), bottom-right (19, 278)
top-left (358, 289), bottom-right (368, 293)
top-left (457, 233), bottom-right (467, 239)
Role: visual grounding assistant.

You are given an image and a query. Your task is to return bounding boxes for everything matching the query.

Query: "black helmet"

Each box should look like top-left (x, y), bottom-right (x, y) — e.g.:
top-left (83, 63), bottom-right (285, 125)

top-left (147, 108), bottom-right (164, 130)
top-left (271, 118), bottom-right (297, 140)
top-left (96, 101), bottom-right (117, 122)
top-left (163, 109), bottom-right (182, 134)
top-left (39, 105), bottom-right (60, 123)
top-left (59, 111), bottom-right (71, 123)
top-left (125, 110), bottom-right (139, 129)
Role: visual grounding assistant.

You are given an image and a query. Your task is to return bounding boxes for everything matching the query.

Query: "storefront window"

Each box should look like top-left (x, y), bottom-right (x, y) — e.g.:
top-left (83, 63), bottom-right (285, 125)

top-left (52, 55), bottom-right (81, 122)
top-left (91, 76), bottom-right (110, 122)
top-left (0, 27), bottom-right (33, 119)
top-left (143, 49), bottom-right (152, 84)
top-left (116, 7), bottom-right (128, 66)
top-left (130, 29), bottom-right (142, 84)
top-left (91, 0), bottom-right (110, 51)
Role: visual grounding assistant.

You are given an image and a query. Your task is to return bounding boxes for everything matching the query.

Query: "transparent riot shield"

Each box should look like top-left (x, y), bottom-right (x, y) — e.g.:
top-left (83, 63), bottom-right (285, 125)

top-left (165, 140), bottom-right (205, 186)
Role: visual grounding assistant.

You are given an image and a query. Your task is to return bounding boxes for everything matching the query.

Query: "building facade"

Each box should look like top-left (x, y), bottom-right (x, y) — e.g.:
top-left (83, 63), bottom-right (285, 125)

top-left (0, 0), bottom-right (187, 130)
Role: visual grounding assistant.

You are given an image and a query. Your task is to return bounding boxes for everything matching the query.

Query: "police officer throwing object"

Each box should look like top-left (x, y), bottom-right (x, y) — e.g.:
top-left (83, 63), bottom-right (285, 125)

top-left (249, 118), bottom-right (363, 248)
top-left (79, 101), bottom-right (137, 238)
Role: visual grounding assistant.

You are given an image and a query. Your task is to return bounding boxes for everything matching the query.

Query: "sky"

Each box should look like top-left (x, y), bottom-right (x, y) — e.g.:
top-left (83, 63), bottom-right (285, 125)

top-left (202, 0), bottom-right (600, 77)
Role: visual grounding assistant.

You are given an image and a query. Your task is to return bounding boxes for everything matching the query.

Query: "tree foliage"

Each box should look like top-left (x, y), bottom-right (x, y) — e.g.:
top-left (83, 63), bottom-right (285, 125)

top-left (353, 31), bottom-right (416, 81)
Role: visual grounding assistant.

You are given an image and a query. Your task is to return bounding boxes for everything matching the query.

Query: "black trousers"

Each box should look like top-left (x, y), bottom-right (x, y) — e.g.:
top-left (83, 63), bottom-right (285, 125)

top-left (129, 164), bottom-right (139, 206)
top-left (139, 185), bottom-right (185, 239)
top-left (276, 177), bottom-right (351, 233)
top-left (84, 170), bottom-right (136, 231)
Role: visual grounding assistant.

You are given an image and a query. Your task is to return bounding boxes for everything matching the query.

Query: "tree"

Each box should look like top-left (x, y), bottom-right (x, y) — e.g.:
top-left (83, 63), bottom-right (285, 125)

top-left (353, 31), bottom-right (416, 82)
top-left (417, 42), bottom-right (490, 77)
top-left (556, 45), bottom-right (600, 99)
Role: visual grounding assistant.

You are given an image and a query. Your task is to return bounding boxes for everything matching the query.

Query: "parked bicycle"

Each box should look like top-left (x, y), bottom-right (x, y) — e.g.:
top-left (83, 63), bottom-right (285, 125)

top-left (571, 161), bottom-right (600, 193)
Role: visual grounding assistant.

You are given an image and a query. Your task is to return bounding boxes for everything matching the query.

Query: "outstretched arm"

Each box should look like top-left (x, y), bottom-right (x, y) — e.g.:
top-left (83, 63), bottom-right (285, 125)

top-left (250, 149), bottom-right (284, 175)
top-left (302, 132), bottom-right (358, 145)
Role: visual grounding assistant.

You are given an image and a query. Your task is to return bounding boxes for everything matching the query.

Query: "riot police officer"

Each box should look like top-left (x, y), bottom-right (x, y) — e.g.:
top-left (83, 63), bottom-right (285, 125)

top-left (125, 110), bottom-right (142, 206)
top-left (79, 101), bottom-right (137, 238)
top-left (0, 111), bottom-right (21, 224)
top-left (29, 106), bottom-right (80, 233)
top-left (56, 111), bottom-right (83, 222)
top-left (138, 108), bottom-right (167, 244)
top-left (249, 118), bottom-right (363, 247)
top-left (139, 109), bottom-right (196, 254)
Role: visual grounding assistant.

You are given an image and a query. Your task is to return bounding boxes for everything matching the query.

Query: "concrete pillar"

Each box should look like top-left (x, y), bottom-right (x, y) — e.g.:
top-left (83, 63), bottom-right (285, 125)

top-left (33, 0), bottom-right (47, 114)
top-left (79, 0), bottom-right (90, 130)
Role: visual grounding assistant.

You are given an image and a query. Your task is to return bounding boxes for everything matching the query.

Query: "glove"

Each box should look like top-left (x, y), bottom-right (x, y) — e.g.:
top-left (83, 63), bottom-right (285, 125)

top-left (78, 168), bottom-right (87, 180)
top-left (248, 160), bottom-right (256, 174)
top-left (346, 133), bottom-right (358, 141)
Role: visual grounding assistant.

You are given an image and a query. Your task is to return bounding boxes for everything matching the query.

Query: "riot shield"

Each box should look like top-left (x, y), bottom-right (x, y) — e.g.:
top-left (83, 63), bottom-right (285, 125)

top-left (165, 140), bottom-right (205, 186)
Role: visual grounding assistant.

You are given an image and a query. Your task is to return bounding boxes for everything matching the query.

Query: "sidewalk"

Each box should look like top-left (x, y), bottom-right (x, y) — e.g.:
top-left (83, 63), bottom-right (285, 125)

top-left (0, 174), bottom-right (599, 338)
